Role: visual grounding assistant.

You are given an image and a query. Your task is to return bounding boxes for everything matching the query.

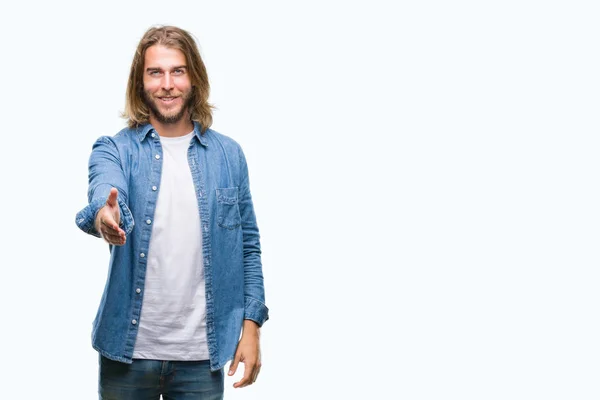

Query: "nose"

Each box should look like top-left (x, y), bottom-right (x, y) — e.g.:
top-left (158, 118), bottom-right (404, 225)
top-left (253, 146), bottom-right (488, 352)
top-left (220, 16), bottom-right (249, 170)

top-left (161, 73), bottom-right (174, 91)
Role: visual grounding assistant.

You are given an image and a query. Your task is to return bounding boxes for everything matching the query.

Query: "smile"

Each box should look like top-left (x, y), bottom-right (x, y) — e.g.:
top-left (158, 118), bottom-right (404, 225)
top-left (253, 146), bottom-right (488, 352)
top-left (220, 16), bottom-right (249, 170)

top-left (159, 97), bottom-right (179, 104)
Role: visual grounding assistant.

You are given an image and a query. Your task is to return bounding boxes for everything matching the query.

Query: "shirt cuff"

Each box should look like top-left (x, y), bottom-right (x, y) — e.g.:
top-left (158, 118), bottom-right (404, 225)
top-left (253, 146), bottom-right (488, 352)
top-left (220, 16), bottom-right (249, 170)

top-left (244, 296), bottom-right (269, 327)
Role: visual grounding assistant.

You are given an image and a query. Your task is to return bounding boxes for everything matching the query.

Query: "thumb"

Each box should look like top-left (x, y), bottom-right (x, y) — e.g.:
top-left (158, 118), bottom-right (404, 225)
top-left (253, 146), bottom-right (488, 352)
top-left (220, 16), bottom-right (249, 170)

top-left (107, 188), bottom-right (118, 207)
top-left (229, 352), bottom-right (241, 376)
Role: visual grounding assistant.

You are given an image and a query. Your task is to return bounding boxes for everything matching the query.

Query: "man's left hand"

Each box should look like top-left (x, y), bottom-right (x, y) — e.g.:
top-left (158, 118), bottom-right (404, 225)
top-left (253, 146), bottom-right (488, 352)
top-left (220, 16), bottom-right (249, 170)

top-left (228, 320), bottom-right (261, 388)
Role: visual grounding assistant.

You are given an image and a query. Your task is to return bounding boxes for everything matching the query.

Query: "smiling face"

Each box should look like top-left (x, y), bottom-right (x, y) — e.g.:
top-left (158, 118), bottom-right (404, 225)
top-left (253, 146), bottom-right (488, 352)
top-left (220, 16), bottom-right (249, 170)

top-left (142, 45), bottom-right (193, 125)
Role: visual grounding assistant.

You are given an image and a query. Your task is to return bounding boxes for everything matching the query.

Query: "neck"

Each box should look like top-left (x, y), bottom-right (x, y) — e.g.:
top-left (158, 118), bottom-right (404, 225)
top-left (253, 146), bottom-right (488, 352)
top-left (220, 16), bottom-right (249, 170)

top-left (149, 113), bottom-right (194, 138)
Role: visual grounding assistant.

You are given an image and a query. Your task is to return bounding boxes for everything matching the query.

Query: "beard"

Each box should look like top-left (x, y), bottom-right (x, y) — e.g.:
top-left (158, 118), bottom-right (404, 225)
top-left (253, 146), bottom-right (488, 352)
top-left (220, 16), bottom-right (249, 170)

top-left (142, 89), bottom-right (194, 125)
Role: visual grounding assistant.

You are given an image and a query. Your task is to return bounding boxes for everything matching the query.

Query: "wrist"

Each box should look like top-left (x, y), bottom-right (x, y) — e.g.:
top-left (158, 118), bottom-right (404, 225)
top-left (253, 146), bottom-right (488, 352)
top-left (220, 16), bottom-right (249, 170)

top-left (242, 319), bottom-right (260, 336)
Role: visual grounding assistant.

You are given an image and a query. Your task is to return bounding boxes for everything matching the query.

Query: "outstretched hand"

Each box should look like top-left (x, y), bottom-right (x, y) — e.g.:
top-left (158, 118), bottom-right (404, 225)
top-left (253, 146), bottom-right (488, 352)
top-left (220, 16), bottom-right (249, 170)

top-left (95, 188), bottom-right (126, 246)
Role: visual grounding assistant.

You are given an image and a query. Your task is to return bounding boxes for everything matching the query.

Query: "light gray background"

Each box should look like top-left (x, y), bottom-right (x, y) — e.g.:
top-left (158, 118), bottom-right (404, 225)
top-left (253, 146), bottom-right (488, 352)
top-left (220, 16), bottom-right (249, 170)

top-left (1, 0), bottom-right (598, 399)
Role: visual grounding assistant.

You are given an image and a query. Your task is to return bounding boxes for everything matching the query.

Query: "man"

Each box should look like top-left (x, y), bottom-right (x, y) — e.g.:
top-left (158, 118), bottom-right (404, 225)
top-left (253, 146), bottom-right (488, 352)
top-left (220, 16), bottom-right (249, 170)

top-left (75, 25), bottom-right (268, 399)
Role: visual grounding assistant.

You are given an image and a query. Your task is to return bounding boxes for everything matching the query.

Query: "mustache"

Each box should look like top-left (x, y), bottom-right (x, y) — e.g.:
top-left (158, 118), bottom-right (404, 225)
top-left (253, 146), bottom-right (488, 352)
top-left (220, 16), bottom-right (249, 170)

top-left (155, 92), bottom-right (181, 97)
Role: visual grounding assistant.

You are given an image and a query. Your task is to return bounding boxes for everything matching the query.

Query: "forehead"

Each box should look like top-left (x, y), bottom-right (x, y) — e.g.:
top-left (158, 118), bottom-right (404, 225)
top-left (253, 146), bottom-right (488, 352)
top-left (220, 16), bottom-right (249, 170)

top-left (144, 45), bottom-right (187, 68)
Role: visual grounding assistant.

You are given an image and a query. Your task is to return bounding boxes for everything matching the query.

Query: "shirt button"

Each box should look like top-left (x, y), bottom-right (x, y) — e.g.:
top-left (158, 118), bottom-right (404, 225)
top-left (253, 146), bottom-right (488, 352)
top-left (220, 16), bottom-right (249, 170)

top-left (204, 226), bottom-right (208, 232)
top-left (136, 288), bottom-right (141, 294)
top-left (155, 154), bottom-right (160, 160)
top-left (140, 253), bottom-right (145, 258)
top-left (152, 186), bottom-right (157, 191)
top-left (132, 319), bottom-right (137, 325)
top-left (146, 219), bottom-right (152, 225)
top-left (151, 133), bottom-right (156, 138)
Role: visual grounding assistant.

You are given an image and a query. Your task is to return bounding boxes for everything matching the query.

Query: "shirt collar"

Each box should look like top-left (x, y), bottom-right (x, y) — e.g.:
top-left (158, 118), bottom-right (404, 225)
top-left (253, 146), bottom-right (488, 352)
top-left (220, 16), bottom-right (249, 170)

top-left (136, 121), bottom-right (208, 147)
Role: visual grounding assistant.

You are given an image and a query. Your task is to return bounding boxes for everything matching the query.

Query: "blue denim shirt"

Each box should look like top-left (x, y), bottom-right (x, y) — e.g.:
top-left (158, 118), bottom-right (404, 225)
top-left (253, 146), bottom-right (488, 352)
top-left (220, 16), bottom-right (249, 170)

top-left (75, 122), bottom-right (268, 371)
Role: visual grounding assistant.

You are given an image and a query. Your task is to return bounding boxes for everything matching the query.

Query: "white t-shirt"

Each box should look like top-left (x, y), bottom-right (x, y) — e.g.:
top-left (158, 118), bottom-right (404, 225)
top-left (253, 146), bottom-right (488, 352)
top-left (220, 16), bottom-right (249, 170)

top-left (133, 131), bottom-right (209, 360)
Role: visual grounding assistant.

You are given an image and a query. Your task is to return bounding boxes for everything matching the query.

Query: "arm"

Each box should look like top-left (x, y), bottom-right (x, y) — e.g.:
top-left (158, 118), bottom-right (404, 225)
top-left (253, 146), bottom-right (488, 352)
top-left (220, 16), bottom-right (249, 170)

top-left (75, 136), bottom-right (134, 238)
top-left (228, 146), bottom-right (268, 388)
top-left (237, 147), bottom-right (269, 326)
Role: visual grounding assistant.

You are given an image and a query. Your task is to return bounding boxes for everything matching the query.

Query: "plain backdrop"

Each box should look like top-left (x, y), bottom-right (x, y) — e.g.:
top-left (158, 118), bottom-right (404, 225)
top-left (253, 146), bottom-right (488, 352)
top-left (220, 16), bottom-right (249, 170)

top-left (1, 0), bottom-right (599, 399)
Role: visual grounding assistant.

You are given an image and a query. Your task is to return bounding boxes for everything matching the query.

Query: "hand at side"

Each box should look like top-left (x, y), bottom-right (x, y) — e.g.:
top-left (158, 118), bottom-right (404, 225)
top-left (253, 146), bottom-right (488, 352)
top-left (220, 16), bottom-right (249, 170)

top-left (229, 320), bottom-right (262, 388)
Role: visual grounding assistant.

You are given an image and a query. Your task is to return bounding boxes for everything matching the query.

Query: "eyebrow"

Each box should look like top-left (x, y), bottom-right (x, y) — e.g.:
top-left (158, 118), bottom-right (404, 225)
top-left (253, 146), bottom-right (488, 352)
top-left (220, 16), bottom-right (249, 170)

top-left (146, 66), bottom-right (188, 72)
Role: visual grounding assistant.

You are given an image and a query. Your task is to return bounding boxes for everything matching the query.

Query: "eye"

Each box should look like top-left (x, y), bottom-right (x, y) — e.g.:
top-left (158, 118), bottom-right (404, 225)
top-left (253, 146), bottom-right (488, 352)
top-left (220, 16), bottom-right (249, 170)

top-left (173, 69), bottom-right (184, 75)
top-left (149, 70), bottom-right (162, 76)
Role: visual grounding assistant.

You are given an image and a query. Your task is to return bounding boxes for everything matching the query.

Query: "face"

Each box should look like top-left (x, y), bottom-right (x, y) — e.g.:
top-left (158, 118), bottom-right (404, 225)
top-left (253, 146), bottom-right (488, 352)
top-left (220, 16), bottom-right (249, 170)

top-left (142, 45), bottom-right (193, 124)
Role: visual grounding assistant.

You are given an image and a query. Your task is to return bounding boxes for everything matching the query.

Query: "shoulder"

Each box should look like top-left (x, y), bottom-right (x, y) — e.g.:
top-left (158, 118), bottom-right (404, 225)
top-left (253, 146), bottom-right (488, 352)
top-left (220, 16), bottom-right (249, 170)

top-left (89, 127), bottom-right (138, 159)
top-left (204, 127), bottom-right (245, 157)
top-left (112, 126), bottom-right (138, 144)
top-left (92, 126), bottom-right (137, 146)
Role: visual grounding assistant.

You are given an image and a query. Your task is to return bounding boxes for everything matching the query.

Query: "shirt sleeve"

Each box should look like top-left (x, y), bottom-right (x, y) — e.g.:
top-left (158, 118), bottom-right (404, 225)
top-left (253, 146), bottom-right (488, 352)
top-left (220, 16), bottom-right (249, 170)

top-left (238, 145), bottom-right (269, 327)
top-left (75, 136), bottom-right (135, 238)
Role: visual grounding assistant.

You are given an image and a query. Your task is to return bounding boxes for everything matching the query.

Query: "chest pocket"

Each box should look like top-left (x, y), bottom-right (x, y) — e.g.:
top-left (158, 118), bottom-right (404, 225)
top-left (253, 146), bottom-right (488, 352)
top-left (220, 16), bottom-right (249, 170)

top-left (216, 187), bottom-right (242, 229)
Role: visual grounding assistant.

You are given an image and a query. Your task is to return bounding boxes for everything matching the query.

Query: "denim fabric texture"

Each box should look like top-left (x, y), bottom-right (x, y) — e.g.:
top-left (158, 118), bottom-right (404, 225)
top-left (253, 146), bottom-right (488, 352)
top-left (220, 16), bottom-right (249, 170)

top-left (76, 122), bottom-right (268, 371)
top-left (99, 355), bottom-right (224, 399)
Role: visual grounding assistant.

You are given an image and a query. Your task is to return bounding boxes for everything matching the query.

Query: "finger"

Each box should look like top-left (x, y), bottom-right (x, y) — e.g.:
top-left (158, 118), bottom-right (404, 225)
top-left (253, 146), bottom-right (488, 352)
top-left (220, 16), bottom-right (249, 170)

top-left (107, 188), bottom-right (119, 207)
top-left (100, 218), bottom-right (125, 238)
top-left (101, 230), bottom-right (125, 244)
top-left (233, 362), bottom-right (256, 388)
top-left (250, 362), bottom-right (260, 384)
top-left (251, 363), bottom-right (261, 384)
top-left (100, 225), bottom-right (124, 242)
top-left (104, 237), bottom-right (125, 246)
top-left (228, 352), bottom-right (241, 377)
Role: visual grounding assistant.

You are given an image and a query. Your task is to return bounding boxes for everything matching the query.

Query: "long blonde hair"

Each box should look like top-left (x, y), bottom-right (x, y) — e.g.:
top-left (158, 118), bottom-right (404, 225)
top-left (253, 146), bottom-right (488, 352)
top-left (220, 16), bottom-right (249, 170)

top-left (122, 25), bottom-right (214, 133)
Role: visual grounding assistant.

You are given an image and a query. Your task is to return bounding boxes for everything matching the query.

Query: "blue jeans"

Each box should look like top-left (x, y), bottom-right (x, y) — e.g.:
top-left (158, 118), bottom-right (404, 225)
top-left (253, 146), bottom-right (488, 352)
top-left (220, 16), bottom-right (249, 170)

top-left (99, 356), bottom-right (224, 399)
